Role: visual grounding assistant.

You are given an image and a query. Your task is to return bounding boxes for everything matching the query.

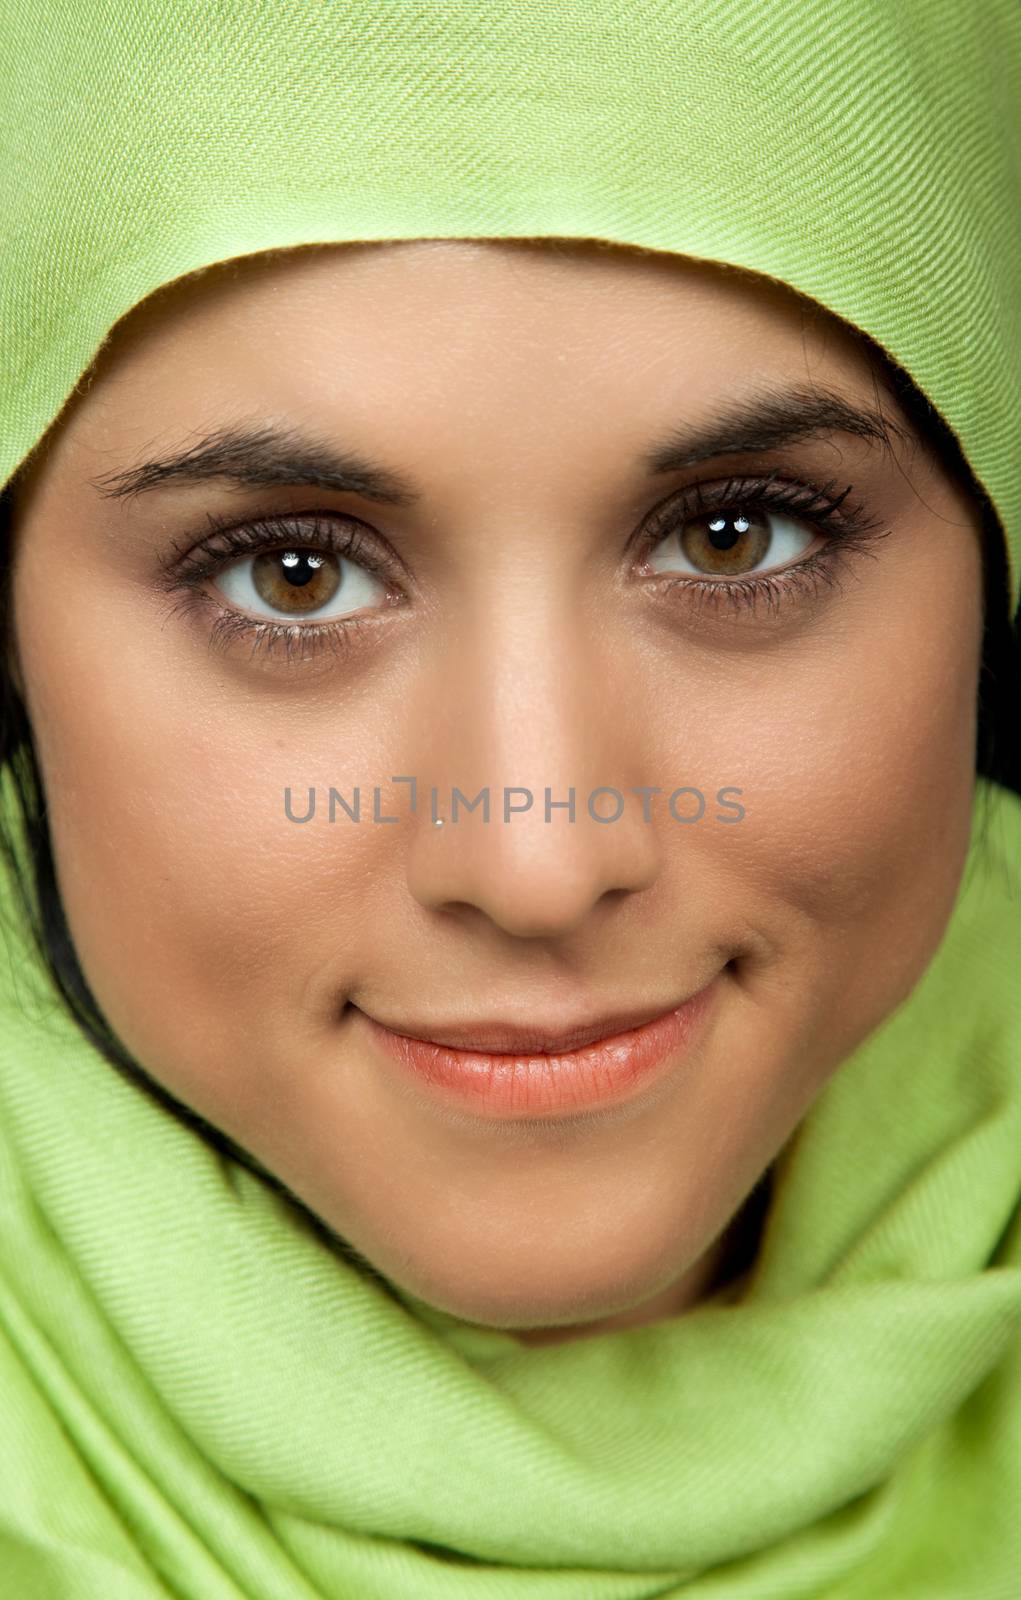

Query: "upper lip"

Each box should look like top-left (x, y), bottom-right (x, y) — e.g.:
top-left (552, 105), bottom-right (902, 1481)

top-left (358, 993), bottom-right (707, 1055)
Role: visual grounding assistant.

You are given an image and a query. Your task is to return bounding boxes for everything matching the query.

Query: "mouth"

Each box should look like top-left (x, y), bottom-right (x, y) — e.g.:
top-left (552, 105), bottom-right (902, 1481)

top-left (352, 980), bottom-right (720, 1121)
top-left (360, 1000), bottom-right (707, 1056)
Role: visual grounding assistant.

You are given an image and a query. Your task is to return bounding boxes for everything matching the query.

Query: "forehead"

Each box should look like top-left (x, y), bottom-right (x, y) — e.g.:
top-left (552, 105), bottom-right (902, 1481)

top-left (15, 238), bottom-right (889, 509)
top-left (80, 237), bottom-right (873, 389)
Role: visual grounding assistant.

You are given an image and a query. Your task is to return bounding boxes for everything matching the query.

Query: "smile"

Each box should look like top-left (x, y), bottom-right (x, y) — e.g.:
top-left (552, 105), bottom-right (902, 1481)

top-left (353, 981), bottom-right (720, 1120)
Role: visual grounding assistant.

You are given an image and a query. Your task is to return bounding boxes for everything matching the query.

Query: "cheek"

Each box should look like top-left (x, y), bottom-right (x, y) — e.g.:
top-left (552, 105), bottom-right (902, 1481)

top-left (11, 570), bottom-right (405, 1107)
top-left (665, 578), bottom-right (982, 1036)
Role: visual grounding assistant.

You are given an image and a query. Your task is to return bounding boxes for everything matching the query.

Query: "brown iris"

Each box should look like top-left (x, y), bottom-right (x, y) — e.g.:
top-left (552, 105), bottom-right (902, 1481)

top-left (681, 511), bottom-right (771, 576)
top-left (251, 548), bottom-right (342, 615)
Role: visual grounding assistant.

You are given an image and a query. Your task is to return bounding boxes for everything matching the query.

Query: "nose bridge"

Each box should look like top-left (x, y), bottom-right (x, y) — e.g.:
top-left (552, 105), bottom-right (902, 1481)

top-left (403, 592), bottom-right (661, 936)
top-left (424, 575), bottom-right (621, 810)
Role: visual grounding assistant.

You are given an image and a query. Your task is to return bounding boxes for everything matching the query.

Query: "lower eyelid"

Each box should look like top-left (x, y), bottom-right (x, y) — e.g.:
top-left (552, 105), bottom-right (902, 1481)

top-left (642, 539), bottom-right (856, 615)
top-left (195, 592), bottom-right (388, 666)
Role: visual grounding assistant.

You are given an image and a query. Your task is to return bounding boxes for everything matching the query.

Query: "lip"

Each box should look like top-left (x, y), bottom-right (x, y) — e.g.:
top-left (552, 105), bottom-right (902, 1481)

top-left (368, 1001), bottom-right (705, 1056)
top-left (354, 981), bottom-right (718, 1120)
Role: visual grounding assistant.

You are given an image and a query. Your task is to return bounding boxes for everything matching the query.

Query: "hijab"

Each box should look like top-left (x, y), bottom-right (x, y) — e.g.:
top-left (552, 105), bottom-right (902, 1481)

top-left (1, 2), bottom-right (1020, 1593)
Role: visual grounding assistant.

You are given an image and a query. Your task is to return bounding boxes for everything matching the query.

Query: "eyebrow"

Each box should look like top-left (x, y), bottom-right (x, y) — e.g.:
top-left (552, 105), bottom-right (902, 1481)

top-left (641, 383), bottom-right (910, 476)
top-left (91, 419), bottom-right (422, 506)
top-left (90, 384), bottom-right (909, 505)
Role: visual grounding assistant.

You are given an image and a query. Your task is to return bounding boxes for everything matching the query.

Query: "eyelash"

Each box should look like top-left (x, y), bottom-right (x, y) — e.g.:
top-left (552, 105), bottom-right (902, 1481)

top-left (156, 511), bottom-right (402, 666)
top-left (157, 470), bottom-right (890, 663)
top-left (635, 468), bottom-right (889, 619)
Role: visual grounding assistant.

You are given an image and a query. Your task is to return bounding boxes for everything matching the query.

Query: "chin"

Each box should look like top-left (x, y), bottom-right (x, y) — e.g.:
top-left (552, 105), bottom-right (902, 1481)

top-left (383, 1242), bottom-right (696, 1335)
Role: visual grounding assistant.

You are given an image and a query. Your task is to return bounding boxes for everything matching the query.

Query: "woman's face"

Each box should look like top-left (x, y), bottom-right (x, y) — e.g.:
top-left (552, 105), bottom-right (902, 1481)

top-left (8, 239), bottom-right (984, 1342)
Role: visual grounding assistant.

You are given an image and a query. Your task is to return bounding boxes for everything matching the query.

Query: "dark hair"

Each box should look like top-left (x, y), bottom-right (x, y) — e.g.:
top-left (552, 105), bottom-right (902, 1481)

top-left (866, 347), bottom-right (1021, 801)
top-left (0, 329), bottom-right (1017, 1283)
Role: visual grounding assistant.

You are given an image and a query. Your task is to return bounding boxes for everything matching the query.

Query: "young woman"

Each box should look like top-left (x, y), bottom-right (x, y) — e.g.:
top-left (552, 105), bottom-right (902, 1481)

top-left (1, 2), bottom-right (1019, 1595)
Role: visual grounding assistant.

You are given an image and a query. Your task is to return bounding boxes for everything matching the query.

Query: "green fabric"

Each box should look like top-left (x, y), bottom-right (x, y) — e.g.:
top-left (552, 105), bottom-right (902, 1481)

top-left (0, 774), bottom-right (1020, 1597)
top-left (1, 2), bottom-right (1021, 1596)
top-left (1, 0), bottom-right (1020, 613)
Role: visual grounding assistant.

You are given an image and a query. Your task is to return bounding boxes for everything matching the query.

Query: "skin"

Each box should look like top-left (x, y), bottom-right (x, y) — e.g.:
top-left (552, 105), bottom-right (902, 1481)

top-left (7, 238), bottom-right (985, 1345)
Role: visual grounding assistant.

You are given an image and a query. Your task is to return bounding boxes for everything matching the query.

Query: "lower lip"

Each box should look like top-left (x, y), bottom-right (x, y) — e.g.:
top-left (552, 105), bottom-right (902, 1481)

top-left (358, 985), bottom-right (717, 1120)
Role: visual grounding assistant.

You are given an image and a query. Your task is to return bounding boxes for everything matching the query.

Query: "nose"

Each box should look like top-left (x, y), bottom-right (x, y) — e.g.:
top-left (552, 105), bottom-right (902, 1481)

top-left (402, 613), bottom-right (662, 941)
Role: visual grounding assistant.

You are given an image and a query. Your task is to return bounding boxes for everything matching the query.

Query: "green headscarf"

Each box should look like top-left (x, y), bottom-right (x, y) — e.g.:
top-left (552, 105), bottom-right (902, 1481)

top-left (1, 2), bottom-right (1020, 1596)
top-left (2, 0), bottom-right (1020, 612)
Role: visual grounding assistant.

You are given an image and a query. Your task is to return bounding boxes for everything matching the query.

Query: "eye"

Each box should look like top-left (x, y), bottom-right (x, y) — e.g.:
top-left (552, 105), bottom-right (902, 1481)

top-left (213, 545), bottom-right (388, 622)
top-left (644, 503), bottom-right (816, 579)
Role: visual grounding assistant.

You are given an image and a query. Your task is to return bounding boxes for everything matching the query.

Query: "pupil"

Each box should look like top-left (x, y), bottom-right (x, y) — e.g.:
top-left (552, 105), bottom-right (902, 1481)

top-left (706, 515), bottom-right (745, 552)
top-left (281, 551), bottom-right (320, 588)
